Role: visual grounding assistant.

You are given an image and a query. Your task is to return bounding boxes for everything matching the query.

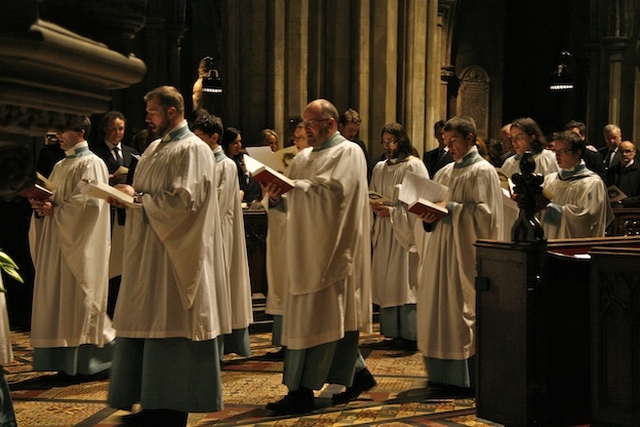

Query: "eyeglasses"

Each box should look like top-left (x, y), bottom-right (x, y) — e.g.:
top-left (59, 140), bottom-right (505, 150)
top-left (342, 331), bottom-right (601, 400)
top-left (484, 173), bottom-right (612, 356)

top-left (380, 139), bottom-right (398, 145)
top-left (554, 148), bottom-right (573, 155)
top-left (302, 118), bottom-right (329, 128)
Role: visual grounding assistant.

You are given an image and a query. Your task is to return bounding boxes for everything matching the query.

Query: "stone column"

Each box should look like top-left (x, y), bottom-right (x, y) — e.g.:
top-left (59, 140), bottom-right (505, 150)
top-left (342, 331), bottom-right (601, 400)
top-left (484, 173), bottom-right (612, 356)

top-left (602, 36), bottom-right (629, 125)
top-left (424, 0), bottom-right (441, 153)
top-left (368, 0), bottom-right (399, 161)
top-left (403, 0), bottom-right (428, 155)
top-left (284, 1), bottom-right (309, 132)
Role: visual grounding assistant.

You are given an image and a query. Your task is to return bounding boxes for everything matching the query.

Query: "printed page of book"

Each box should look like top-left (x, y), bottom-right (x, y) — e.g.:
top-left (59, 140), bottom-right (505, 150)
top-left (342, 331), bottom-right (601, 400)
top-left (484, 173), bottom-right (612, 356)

top-left (245, 146), bottom-right (285, 172)
top-left (398, 170), bottom-right (448, 205)
top-left (36, 172), bottom-right (56, 191)
top-left (80, 180), bottom-right (141, 209)
top-left (274, 145), bottom-right (299, 170)
top-left (243, 155), bottom-right (295, 192)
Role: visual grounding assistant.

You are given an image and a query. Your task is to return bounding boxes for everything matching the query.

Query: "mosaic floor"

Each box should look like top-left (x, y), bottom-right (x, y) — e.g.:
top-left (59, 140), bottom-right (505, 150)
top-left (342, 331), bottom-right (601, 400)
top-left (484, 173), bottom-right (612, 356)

top-left (5, 328), bottom-right (503, 427)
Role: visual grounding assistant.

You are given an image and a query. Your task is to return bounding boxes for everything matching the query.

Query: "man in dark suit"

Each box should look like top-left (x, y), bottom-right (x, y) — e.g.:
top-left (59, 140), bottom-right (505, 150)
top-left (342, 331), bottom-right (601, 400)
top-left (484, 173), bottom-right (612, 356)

top-left (564, 120), bottom-right (606, 181)
top-left (423, 120), bottom-right (453, 178)
top-left (91, 111), bottom-right (139, 180)
top-left (598, 123), bottom-right (623, 185)
top-left (91, 110), bottom-right (139, 317)
top-left (610, 140), bottom-right (640, 208)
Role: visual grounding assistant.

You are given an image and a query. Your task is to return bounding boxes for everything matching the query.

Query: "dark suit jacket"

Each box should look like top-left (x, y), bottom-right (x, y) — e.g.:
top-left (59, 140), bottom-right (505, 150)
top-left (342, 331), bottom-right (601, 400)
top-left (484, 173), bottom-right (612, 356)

top-left (612, 162), bottom-right (640, 207)
top-left (91, 141), bottom-right (139, 225)
top-left (423, 147), bottom-right (454, 178)
top-left (598, 146), bottom-right (621, 185)
top-left (90, 140), bottom-right (139, 175)
top-left (582, 148), bottom-right (606, 181)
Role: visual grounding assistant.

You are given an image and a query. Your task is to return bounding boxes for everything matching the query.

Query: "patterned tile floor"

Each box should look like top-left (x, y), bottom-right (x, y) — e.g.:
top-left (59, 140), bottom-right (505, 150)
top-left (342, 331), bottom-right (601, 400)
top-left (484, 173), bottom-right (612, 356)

top-left (5, 328), bottom-right (503, 427)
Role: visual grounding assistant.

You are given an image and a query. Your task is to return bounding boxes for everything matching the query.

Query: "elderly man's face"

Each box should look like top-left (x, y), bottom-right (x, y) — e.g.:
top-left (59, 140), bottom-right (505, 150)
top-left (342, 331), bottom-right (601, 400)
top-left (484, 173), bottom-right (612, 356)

top-left (620, 141), bottom-right (636, 166)
top-left (604, 129), bottom-right (622, 150)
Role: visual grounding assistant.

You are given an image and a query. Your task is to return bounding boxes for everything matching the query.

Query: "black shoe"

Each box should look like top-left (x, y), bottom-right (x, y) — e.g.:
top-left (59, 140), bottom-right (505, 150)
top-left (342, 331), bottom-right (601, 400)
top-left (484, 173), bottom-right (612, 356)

top-left (266, 388), bottom-right (315, 415)
top-left (119, 409), bottom-right (188, 427)
top-left (331, 368), bottom-right (377, 404)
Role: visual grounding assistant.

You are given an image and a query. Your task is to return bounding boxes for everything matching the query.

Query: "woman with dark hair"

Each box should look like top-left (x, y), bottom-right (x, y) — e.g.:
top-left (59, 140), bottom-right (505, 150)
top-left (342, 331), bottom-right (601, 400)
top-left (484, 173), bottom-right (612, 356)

top-left (369, 122), bottom-right (429, 351)
top-left (500, 117), bottom-right (558, 238)
top-left (221, 127), bottom-right (261, 203)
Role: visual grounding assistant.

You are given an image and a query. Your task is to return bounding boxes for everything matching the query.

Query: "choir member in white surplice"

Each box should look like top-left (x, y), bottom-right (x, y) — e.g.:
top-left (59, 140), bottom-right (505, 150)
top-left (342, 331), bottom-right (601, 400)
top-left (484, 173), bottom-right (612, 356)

top-left (541, 131), bottom-right (613, 239)
top-left (369, 122), bottom-right (429, 351)
top-left (500, 117), bottom-right (558, 239)
top-left (107, 86), bottom-right (231, 427)
top-left (262, 122), bottom-right (312, 360)
top-left (28, 117), bottom-right (115, 377)
top-left (263, 99), bottom-right (374, 415)
top-left (417, 116), bottom-right (503, 392)
top-left (192, 114), bottom-right (253, 357)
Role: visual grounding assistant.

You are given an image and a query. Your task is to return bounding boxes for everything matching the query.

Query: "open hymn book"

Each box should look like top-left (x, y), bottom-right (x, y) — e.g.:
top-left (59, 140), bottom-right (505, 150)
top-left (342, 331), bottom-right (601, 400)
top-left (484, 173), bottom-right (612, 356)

top-left (109, 165), bottom-right (129, 185)
top-left (243, 153), bottom-right (295, 193)
top-left (80, 180), bottom-right (142, 208)
top-left (398, 170), bottom-right (449, 220)
top-left (21, 172), bottom-right (56, 200)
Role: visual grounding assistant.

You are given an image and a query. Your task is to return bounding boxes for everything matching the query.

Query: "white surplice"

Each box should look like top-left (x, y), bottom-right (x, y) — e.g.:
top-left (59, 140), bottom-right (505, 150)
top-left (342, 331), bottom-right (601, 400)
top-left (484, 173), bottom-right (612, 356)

top-left (541, 163), bottom-right (614, 239)
top-left (30, 144), bottom-right (114, 348)
top-left (113, 122), bottom-right (231, 341)
top-left (269, 134), bottom-right (372, 350)
top-left (417, 147), bottom-right (503, 360)
top-left (213, 147), bottom-right (253, 330)
top-left (370, 156), bottom-right (429, 308)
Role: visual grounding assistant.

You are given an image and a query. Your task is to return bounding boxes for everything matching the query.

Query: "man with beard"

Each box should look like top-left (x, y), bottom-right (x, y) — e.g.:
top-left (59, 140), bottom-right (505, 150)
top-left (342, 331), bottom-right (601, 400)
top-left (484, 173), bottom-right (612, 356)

top-left (107, 86), bottom-right (230, 427)
top-left (263, 99), bottom-right (374, 414)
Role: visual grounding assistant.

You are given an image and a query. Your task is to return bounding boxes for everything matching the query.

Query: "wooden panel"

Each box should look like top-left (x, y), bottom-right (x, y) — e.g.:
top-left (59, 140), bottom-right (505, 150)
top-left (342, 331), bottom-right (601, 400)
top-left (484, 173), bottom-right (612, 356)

top-left (243, 207), bottom-right (268, 295)
top-left (475, 237), bottom-right (640, 426)
top-left (590, 247), bottom-right (640, 426)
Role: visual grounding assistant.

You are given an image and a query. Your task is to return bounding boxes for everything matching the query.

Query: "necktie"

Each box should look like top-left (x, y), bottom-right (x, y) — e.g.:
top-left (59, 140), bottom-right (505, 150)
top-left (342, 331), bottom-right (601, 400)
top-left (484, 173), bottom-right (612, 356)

top-left (113, 146), bottom-right (124, 166)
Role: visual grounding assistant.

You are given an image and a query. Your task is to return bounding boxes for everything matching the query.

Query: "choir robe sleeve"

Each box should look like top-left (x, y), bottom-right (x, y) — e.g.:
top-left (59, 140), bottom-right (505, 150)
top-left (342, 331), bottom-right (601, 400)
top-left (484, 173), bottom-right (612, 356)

top-left (141, 143), bottom-right (218, 310)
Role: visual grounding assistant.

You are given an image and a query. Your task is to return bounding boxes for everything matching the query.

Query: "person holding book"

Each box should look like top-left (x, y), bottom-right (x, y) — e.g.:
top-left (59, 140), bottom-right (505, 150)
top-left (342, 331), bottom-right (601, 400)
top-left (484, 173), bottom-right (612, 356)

top-left (91, 110), bottom-right (140, 318)
top-left (500, 117), bottom-right (558, 239)
top-left (263, 99), bottom-right (375, 414)
top-left (28, 116), bottom-right (116, 379)
top-left (416, 116), bottom-right (503, 395)
top-left (106, 86), bottom-right (230, 426)
top-left (192, 114), bottom-right (253, 358)
top-left (369, 122), bottom-right (429, 352)
top-left (540, 131), bottom-right (613, 238)
top-left (91, 111), bottom-right (139, 180)
top-left (261, 121), bottom-right (310, 361)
